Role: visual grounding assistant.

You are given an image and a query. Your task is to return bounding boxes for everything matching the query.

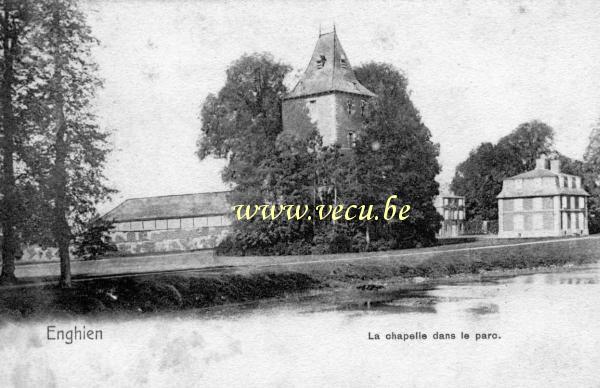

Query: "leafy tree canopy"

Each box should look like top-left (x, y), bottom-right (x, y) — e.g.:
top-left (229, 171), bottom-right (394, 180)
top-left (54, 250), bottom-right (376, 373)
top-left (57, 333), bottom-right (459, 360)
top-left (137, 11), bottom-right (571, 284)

top-left (583, 121), bottom-right (600, 233)
top-left (450, 120), bottom-right (588, 221)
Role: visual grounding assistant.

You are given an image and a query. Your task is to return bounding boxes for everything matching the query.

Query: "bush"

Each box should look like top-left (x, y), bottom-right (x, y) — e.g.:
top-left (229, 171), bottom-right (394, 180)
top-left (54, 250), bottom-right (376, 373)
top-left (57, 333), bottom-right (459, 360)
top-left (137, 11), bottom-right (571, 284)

top-left (73, 219), bottom-right (117, 260)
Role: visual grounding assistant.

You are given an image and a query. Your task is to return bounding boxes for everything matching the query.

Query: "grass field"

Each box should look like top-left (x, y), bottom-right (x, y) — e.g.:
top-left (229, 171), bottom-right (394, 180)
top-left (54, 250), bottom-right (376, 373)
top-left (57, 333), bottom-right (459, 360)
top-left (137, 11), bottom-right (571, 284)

top-left (0, 236), bottom-right (598, 320)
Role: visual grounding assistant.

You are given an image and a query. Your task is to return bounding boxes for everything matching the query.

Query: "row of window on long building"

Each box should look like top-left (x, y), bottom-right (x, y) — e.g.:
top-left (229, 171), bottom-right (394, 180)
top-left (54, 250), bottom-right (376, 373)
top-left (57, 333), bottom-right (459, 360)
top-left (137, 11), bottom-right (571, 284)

top-left (115, 215), bottom-right (232, 232)
top-left (503, 212), bottom-right (585, 231)
top-left (503, 196), bottom-right (586, 211)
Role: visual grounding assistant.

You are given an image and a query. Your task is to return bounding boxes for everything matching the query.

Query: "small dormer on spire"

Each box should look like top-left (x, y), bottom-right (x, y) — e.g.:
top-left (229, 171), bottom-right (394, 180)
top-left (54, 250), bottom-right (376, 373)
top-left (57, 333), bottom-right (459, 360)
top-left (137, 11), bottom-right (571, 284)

top-left (284, 28), bottom-right (376, 100)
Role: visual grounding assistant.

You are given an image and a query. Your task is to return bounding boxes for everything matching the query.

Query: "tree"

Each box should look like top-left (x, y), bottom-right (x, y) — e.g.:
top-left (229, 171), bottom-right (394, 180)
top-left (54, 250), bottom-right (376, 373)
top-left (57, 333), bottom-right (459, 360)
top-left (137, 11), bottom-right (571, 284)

top-left (23, 0), bottom-right (114, 287)
top-left (197, 53), bottom-right (290, 197)
top-left (583, 122), bottom-right (600, 233)
top-left (0, 0), bottom-right (35, 284)
top-left (73, 218), bottom-right (117, 260)
top-left (353, 62), bottom-right (442, 248)
top-left (451, 120), bottom-right (555, 220)
top-left (497, 120), bottom-right (555, 172)
top-left (201, 57), bottom-right (442, 254)
top-left (221, 131), bottom-right (323, 255)
top-left (450, 143), bottom-right (505, 220)
top-left (198, 53), bottom-right (308, 254)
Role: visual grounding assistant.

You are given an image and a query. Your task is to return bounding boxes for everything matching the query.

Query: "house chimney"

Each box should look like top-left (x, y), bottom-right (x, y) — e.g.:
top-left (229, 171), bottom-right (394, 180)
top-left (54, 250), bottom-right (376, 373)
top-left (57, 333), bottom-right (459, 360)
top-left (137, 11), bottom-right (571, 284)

top-left (535, 156), bottom-right (547, 170)
top-left (550, 159), bottom-right (560, 173)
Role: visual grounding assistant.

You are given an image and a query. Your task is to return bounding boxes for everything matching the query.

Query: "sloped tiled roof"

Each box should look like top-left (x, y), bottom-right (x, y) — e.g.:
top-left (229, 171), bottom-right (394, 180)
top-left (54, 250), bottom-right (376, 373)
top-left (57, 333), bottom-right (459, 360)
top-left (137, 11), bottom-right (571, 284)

top-left (505, 169), bottom-right (559, 180)
top-left (102, 191), bottom-right (232, 222)
top-left (285, 31), bottom-right (376, 99)
top-left (497, 168), bottom-right (589, 198)
top-left (497, 186), bottom-right (590, 198)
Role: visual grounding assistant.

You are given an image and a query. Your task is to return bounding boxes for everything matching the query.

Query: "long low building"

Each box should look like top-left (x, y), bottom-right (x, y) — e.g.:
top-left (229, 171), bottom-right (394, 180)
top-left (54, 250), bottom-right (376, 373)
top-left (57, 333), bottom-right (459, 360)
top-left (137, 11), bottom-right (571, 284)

top-left (102, 191), bottom-right (233, 254)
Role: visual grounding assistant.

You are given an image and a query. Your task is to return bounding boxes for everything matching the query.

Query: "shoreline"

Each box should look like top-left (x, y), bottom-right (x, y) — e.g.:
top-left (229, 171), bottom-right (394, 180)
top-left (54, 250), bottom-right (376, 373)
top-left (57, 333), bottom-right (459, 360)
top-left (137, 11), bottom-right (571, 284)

top-left (0, 236), bottom-right (598, 321)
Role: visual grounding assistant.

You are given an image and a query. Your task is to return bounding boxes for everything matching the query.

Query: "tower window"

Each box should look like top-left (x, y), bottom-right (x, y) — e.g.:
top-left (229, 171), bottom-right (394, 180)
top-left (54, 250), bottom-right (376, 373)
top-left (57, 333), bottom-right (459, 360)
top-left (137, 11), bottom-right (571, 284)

top-left (346, 99), bottom-right (353, 114)
top-left (316, 55), bottom-right (327, 69)
top-left (347, 132), bottom-right (356, 148)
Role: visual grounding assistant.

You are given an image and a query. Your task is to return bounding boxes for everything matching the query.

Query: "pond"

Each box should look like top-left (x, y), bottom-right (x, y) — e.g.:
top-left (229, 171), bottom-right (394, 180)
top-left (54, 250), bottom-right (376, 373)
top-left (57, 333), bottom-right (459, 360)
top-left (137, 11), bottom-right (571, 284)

top-left (1, 265), bottom-right (599, 387)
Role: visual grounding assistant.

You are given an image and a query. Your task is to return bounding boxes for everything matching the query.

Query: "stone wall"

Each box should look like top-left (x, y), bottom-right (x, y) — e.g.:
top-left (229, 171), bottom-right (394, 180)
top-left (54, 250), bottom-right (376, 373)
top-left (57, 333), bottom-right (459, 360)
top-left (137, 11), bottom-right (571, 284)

top-left (282, 93), bottom-right (369, 148)
top-left (110, 225), bottom-right (230, 255)
top-left (282, 95), bottom-right (333, 143)
top-left (334, 93), bottom-right (368, 146)
top-left (0, 241), bottom-right (75, 264)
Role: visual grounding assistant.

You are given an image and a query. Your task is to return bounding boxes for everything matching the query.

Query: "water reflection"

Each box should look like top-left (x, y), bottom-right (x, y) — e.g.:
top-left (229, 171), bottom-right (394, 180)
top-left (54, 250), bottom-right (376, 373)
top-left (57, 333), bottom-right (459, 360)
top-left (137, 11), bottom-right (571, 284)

top-left (204, 265), bottom-right (600, 319)
top-left (1, 265), bottom-right (599, 387)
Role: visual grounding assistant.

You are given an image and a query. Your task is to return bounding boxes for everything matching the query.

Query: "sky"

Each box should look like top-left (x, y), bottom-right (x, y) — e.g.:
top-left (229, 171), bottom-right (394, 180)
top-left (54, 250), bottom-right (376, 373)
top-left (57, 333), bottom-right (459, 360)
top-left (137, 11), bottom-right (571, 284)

top-left (84, 0), bottom-right (600, 213)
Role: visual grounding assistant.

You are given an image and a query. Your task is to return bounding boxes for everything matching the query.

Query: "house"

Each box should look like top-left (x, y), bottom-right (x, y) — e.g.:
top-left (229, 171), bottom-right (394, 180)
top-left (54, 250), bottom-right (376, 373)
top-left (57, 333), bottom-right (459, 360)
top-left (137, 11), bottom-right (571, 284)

top-left (102, 191), bottom-right (233, 254)
top-left (497, 157), bottom-right (589, 238)
top-left (282, 27), bottom-right (376, 148)
top-left (434, 192), bottom-right (466, 237)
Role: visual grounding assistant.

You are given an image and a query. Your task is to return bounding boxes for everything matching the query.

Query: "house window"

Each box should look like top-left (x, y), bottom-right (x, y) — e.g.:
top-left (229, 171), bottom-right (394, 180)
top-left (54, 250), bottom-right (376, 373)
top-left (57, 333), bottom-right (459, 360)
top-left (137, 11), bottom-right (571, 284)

top-left (563, 177), bottom-right (568, 188)
top-left (543, 213), bottom-right (553, 229)
top-left (347, 132), bottom-right (356, 148)
top-left (524, 214), bottom-right (533, 231)
top-left (571, 177), bottom-right (576, 188)
top-left (543, 197), bottom-right (553, 210)
top-left (579, 197), bottom-right (585, 209)
top-left (316, 55), bottom-right (326, 69)
top-left (346, 99), bottom-right (353, 115)
top-left (533, 214), bottom-right (544, 230)
top-left (360, 100), bottom-right (367, 117)
top-left (514, 214), bottom-right (524, 230)
top-left (503, 214), bottom-right (514, 231)
top-left (514, 198), bottom-right (523, 211)
top-left (503, 199), bottom-right (514, 212)
top-left (523, 198), bottom-right (533, 210)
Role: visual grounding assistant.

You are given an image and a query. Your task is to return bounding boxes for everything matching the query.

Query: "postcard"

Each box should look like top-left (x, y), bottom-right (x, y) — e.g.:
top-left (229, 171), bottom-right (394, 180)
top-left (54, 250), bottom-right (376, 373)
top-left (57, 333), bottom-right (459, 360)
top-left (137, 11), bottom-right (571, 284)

top-left (1, 0), bottom-right (599, 387)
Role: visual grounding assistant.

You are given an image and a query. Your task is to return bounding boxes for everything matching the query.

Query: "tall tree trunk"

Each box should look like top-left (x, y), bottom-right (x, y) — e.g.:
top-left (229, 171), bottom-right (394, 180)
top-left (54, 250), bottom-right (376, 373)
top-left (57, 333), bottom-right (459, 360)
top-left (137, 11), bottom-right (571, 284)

top-left (53, 108), bottom-right (70, 288)
top-left (0, 7), bottom-right (19, 284)
top-left (52, 5), bottom-right (71, 288)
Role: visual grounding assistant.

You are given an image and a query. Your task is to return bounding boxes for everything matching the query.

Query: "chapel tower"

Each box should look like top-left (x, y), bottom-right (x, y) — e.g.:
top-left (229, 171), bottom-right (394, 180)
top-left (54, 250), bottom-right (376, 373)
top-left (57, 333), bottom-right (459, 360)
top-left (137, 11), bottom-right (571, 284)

top-left (282, 28), bottom-right (376, 148)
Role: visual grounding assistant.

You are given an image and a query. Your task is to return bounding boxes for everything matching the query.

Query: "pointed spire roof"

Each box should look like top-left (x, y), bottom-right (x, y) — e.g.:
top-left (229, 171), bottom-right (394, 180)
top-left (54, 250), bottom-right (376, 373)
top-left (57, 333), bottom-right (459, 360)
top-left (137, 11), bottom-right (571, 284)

top-left (285, 30), bottom-right (376, 100)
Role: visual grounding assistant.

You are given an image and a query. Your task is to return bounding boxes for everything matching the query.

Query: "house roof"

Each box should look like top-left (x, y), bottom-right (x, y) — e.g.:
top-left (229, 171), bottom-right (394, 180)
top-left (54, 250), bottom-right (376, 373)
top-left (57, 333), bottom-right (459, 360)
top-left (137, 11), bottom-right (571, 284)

top-left (102, 191), bottom-right (232, 222)
top-left (284, 30), bottom-right (377, 100)
top-left (497, 187), bottom-right (590, 199)
top-left (497, 168), bottom-right (589, 198)
top-left (505, 169), bottom-right (560, 180)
